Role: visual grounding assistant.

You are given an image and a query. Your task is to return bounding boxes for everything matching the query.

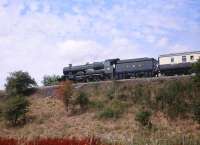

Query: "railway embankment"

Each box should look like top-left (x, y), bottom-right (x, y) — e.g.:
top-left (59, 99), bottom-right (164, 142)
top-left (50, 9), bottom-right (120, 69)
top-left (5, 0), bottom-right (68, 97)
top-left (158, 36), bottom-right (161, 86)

top-left (0, 75), bottom-right (200, 145)
top-left (31, 75), bottom-right (192, 97)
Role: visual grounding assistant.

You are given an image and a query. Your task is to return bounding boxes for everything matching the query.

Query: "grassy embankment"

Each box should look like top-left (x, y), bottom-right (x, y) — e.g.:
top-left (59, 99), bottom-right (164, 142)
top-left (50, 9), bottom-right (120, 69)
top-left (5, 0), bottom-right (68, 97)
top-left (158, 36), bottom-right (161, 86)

top-left (0, 77), bottom-right (200, 145)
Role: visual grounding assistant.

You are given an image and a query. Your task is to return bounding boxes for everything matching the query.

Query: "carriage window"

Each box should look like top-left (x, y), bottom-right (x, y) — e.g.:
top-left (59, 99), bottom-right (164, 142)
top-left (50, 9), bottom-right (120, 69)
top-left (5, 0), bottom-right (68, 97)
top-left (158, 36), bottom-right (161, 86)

top-left (190, 55), bottom-right (194, 60)
top-left (182, 56), bottom-right (187, 62)
top-left (171, 57), bottom-right (174, 63)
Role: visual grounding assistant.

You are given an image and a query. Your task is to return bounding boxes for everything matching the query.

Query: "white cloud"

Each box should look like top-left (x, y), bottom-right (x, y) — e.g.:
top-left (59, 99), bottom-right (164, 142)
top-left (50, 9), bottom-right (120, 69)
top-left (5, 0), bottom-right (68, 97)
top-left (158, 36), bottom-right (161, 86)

top-left (0, 0), bottom-right (199, 89)
top-left (170, 44), bottom-right (190, 53)
top-left (29, 1), bottom-right (39, 12)
top-left (57, 39), bottom-right (103, 64)
top-left (156, 37), bottom-right (169, 48)
top-left (146, 35), bottom-right (156, 43)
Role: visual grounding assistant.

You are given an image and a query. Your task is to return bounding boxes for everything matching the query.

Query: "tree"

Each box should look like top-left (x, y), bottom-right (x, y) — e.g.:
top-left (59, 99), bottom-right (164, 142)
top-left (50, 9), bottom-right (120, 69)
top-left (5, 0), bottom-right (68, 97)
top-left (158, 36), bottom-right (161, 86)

top-left (42, 75), bottom-right (61, 86)
top-left (75, 92), bottom-right (90, 111)
top-left (192, 59), bottom-right (200, 86)
top-left (57, 81), bottom-right (73, 111)
top-left (5, 71), bottom-right (37, 97)
top-left (3, 96), bottom-right (29, 126)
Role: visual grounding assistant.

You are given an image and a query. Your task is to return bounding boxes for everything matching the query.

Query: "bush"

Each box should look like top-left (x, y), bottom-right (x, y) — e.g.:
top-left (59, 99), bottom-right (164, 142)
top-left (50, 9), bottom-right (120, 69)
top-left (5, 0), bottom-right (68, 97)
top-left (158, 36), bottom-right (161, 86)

top-left (42, 75), bottom-right (61, 86)
top-left (135, 110), bottom-right (152, 127)
top-left (156, 81), bottom-right (187, 118)
top-left (132, 84), bottom-right (151, 106)
top-left (75, 92), bottom-right (90, 111)
top-left (57, 81), bottom-right (73, 111)
top-left (3, 96), bottom-right (29, 126)
top-left (0, 90), bottom-right (6, 98)
top-left (98, 100), bottom-right (127, 119)
top-left (193, 101), bottom-right (200, 124)
top-left (106, 80), bottom-right (118, 100)
top-left (99, 107), bottom-right (116, 119)
top-left (89, 100), bottom-right (104, 110)
top-left (192, 59), bottom-right (200, 86)
top-left (0, 103), bottom-right (3, 119)
top-left (106, 86), bottom-right (115, 100)
top-left (5, 71), bottom-right (37, 97)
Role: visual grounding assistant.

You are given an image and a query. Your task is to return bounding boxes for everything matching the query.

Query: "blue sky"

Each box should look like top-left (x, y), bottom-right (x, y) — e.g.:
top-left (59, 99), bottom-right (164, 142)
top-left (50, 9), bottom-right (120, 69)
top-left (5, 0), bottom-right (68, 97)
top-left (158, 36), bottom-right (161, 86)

top-left (0, 0), bottom-right (200, 89)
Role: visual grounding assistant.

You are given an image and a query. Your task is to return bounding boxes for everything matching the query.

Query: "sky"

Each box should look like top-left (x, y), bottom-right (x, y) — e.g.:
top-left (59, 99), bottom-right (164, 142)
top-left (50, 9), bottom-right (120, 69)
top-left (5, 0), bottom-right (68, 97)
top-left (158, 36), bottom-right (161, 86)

top-left (0, 0), bottom-right (200, 89)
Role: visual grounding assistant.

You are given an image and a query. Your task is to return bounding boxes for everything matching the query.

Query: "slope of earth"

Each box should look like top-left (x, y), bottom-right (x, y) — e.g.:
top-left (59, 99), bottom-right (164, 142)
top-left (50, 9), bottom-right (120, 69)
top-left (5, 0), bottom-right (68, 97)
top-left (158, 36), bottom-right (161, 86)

top-left (0, 76), bottom-right (200, 144)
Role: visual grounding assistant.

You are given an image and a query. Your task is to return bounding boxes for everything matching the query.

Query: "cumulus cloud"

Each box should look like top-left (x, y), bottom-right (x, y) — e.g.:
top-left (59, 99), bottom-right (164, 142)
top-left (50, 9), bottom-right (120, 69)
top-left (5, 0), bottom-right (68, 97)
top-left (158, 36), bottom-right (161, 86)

top-left (169, 44), bottom-right (190, 53)
top-left (0, 0), bottom-right (200, 89)
top-left (156, 37), bottom-right (169, 48)
top-left (57, 39), bottom-right (104, 64)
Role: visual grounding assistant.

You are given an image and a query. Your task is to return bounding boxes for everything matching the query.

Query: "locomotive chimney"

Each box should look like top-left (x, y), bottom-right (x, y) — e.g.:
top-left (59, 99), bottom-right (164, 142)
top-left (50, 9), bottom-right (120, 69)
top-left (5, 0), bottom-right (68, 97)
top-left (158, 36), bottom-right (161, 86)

top-left (69, 64), bottom-right (72, 68)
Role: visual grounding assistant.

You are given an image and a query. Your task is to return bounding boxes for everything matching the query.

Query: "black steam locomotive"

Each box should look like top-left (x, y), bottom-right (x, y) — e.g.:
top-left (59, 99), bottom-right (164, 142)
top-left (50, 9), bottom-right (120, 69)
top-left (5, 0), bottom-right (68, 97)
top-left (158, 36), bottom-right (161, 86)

top-left (63, 57), bottom-right (158, 82)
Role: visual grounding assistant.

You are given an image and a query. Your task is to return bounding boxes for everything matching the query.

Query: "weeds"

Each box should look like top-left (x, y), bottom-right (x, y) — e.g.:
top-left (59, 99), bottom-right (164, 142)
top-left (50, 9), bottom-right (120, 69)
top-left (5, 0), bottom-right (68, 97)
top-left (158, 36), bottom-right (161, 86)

top-left (192, 100), bottom-right (200, 123)
top-left (57, 81), bottom-right (73, 112)
top-left (98, 100), bottom-right (127, 119)
top-left (156, 81), bottom-right (190, 119)
top-left (90, 100), bottom-right (104, 110)
top-left (0, 137), bottom-right (105, 145)
top-left (135, 110), bottom-right (152, 128)
top-left (75, 92), bottom-right (90, 111)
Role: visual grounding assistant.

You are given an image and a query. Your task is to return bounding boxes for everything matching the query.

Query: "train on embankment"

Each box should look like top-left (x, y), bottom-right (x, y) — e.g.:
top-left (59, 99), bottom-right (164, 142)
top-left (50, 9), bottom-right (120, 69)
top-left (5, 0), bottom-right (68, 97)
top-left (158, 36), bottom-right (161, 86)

top-left (63, 51), bottom-right (200, 82)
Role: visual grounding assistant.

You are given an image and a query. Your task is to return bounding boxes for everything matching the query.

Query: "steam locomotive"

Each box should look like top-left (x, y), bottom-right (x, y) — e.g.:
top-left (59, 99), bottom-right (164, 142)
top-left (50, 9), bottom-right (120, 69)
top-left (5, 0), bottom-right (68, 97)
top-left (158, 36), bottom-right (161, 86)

top-left (63, 51), bottom-right (200, 82)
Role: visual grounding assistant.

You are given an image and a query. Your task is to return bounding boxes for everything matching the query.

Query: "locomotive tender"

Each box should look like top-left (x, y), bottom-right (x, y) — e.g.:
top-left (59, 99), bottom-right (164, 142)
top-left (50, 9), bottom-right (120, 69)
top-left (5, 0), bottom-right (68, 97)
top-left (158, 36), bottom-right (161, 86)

top-left (63, 51), bottom-right (200, 82)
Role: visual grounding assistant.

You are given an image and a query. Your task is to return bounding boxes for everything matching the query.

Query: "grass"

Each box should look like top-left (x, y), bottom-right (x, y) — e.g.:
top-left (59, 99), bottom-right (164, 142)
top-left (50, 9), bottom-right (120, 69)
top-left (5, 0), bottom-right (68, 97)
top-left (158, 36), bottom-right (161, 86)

top-left (1, 136), bottom-right (200, 145)
top-left (0, 77), bottom-right (200, 143)
top-left (0, 137), bottom-right (105, 145)
top-left (97, 100), bottom-right (128, 119)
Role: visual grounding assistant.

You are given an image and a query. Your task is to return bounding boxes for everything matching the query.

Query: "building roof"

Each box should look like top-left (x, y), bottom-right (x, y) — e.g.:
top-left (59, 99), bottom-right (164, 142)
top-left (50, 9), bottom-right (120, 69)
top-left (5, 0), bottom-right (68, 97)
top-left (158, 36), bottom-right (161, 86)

top-left (159, 51), bottom-right (200, 58)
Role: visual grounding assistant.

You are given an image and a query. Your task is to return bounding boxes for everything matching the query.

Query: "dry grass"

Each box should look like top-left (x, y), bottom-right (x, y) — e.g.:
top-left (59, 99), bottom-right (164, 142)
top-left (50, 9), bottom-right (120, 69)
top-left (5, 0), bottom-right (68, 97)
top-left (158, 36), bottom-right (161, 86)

top-left (0, 77), bottom-right (200, 144)
top-left (0, 96), bottom-right (199, 143)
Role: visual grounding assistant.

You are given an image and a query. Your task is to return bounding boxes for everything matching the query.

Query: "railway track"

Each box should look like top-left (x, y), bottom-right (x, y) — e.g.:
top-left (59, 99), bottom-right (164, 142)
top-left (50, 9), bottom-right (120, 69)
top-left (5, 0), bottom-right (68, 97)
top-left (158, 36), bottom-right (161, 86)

top-left (73, 75), bottom-right (192, 87)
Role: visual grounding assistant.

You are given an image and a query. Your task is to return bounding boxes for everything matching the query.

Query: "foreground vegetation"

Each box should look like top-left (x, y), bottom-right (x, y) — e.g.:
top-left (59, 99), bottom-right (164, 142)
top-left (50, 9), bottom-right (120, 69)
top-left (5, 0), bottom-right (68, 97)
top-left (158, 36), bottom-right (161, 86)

top-left (0, 60), bottom-right (200, 145)
top-left (0, 136), bottom-right (200, 145)
top-left (0, 137), bottom-right (104, 145)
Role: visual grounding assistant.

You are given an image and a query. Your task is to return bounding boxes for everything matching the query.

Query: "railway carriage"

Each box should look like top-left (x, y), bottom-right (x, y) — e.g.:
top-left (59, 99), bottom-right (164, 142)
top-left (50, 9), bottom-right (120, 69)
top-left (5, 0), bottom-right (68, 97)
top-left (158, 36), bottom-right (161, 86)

top-left (159, 51), bottom-right (200, 76)
top-left (63, 51), bottom-right (200, 82)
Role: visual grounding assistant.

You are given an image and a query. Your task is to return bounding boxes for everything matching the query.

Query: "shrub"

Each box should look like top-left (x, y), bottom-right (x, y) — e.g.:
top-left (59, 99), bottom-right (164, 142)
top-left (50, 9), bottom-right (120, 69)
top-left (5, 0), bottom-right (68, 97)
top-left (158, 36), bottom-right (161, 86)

top-left (111, 99), bottom-right (127, 113)
top-left (42, 75), bottom-right (61, 86)
top-left (99, 107), bottom-right (116, 119)
top-left (75, 92), bottom-right (90, 111)
top-left (3, 96), bottom-right (29, 126)
top-left (0, 103), bottom-right (3, 119)
top-left (106, 86), bottom-right (115, 100)
top-left (155, 81), bottom-right (187, 118)
top-left (193, 101), bottom-right (200, 124)
top-left (131, 84), bottom-right (152, 108)
top-left (98, 100), bottom-right (127, 119)
top-left (106, 80), bottom-right (118, 100)
top-left (134, 84), bottom-right (144, 100)
top-left (57, 81), bottom-right (73, 111)
top-left (0, 90), bottom-right (6, 98)
top-left (192, 59), bottom-right (200, 86)
top-left (89, 100), bottom-right (104, 110)
top-left (5, 71), bottom-right (37, 97)
top-left (135, 110), bottom-right (152, 127)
